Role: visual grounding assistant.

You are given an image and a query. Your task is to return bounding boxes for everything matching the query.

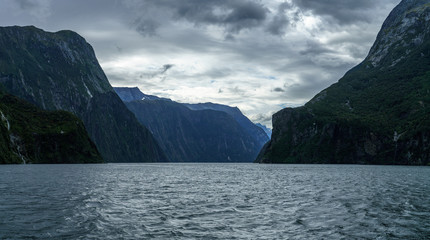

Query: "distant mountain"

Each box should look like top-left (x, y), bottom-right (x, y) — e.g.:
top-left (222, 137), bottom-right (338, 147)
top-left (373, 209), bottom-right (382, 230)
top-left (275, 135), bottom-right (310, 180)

top-left (256, 0), bottom-right (430, 165)
top-left (0, 91), bottom-right (102, 164)
top-left (113, 87), bottom-right (166, 101)
top-left (115, 87), bottom-right (264, 162)
top-left (256, 123), bottom-right (272, 138)
top-left (0, 26), bottom-right (166, 162)
top-left (184, 102), bottom-right (269, 147)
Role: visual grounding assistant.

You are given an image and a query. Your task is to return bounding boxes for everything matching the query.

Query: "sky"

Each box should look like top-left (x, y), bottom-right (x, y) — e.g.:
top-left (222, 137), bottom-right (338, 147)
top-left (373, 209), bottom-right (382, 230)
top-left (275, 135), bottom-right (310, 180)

top-left (0, 0), bottom-right (401, 128)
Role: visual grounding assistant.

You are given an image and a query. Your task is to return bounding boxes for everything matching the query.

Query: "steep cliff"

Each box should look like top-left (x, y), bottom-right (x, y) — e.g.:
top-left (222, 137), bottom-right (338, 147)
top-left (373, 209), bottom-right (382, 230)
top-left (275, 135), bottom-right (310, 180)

top-left (0, 26), bottom-right (166, 162)
top-left (0, 92), bottom-right (102, 164)
top-left (257, 0), bottom-right (430, 165)
top-left (115, 87), bottom-right (262, 162)
top-left (256, 123), bottom-right (272, 138)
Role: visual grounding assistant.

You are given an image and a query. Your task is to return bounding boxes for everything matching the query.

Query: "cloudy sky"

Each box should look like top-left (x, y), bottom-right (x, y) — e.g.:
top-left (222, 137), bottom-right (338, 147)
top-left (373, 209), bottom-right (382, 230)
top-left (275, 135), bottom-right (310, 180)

top-left (0, 0), bottom-right (401, 127)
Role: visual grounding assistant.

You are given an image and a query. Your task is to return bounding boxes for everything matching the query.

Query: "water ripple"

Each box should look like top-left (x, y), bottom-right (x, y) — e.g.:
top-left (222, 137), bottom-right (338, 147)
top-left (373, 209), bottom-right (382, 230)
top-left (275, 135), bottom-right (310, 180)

top-left (0, 164), bottom-right (429, 239)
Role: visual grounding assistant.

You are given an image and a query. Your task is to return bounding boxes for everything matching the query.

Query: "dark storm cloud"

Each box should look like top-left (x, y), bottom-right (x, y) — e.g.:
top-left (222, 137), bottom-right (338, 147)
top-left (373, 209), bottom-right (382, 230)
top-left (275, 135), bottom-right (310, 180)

top-left (125, 0), bottom-right (268, 35)
top-left (291, 0), bottom-right (391, 24)
top-left (266, 2), bottom-right (299, 35)
top-left (161, 64), bottom-right (174, 74)
top-left (136, 64), bottom-right (175, 80)
top-left (272, 87), bottom-right (285, 92)
top-left (134, 18), bottom-right (159, 36)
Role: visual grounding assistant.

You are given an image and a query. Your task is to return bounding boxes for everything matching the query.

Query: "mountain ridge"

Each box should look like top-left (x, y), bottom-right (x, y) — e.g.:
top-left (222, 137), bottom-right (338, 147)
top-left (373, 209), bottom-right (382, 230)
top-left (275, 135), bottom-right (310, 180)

top-left (115, 87), bottom-right (266, 162)
top-left (184, 102), bottom-right (269, 147)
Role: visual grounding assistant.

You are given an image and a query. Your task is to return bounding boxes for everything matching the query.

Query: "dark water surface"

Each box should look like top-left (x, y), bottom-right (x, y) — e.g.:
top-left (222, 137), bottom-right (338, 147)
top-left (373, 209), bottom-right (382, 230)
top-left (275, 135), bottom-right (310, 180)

top-left (0, 164), bottom-right (429, 239)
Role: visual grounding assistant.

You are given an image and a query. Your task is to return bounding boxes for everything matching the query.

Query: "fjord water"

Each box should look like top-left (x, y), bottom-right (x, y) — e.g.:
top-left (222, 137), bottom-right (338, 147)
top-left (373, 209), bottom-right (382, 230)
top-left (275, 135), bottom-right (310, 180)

top-left (0, 164), bottom-right (429, 239)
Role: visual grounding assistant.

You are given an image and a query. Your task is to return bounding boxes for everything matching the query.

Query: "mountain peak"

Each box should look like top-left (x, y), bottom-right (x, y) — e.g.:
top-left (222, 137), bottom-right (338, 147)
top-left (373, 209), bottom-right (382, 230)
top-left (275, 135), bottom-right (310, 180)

top-left (366, 0), bottom-right (430, 68)
top-left (114, 87), bottom-right (145, 102)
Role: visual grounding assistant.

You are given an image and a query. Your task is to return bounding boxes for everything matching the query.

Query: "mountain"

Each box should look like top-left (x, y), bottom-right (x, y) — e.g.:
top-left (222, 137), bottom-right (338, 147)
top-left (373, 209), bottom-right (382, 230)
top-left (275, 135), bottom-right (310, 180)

top-left (256, 123), bottom-right (272, 138)
top-left (115, 87), bottom-right (263, 162)
top-left (256, 0), bottom-right (430, 165)
top-left (0, 26), bottom-right (166, 162)
top-left (0, 91), bottom-right (102, 164)
top-left (113, 87), bottom-right (166, 101)
top-left (184, 103), bottom-right (269, 147)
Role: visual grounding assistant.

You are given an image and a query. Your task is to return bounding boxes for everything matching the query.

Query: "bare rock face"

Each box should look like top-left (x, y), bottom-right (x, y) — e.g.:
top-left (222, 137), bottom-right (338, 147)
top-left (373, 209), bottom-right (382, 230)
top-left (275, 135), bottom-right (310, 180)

top-left (256, 0), bottom-right (430, 165)
top-left (0, 26), bottom-right (166, 162)
top-left (367, 0), bottom-right (430, 68)
top-left (0, 26), bottom-right (112, 111)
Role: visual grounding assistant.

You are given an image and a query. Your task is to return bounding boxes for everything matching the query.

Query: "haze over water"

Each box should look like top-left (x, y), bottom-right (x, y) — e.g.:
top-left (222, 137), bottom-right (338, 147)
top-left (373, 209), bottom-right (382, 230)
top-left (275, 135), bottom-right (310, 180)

top-left (0, 164), bottom-right (429, 239)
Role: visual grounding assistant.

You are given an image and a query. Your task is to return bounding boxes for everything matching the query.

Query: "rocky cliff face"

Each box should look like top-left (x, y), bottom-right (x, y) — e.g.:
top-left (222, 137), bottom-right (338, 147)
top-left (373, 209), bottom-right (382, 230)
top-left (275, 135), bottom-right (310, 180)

top-left (115, 87), bottom-right (262, 162)
top-left (367, 0), bottom-right (430, 68)
top-left (257, 0), bottom-right (430, 165)
top-left (0, 26), bottom-right (111, 111)
top-left (0, 26), bottom-right (166, 162)
top-left (0, 92), bottom-right (102, 164)
top-left (256, 123), bottom-right (272, 138)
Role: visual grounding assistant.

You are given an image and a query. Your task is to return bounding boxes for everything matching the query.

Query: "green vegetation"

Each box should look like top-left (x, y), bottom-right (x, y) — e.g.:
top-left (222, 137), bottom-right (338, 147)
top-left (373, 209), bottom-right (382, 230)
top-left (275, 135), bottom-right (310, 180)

top-left (0, 90), bottom-right (103, 164)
